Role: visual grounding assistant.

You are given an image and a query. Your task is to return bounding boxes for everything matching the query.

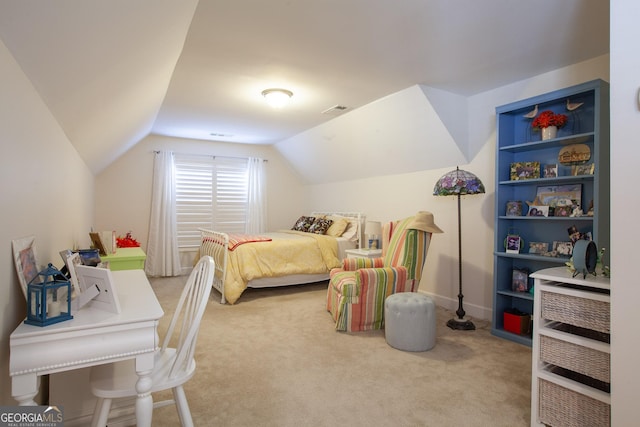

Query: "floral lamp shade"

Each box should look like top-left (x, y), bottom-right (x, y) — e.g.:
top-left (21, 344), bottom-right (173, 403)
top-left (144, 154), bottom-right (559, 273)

top-left (433, 167), bottom-right (485, 196)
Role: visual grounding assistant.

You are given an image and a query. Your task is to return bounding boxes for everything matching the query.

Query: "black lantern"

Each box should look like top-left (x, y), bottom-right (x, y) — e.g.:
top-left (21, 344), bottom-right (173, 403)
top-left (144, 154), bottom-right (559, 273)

top-left (25, 263), bottom-right (73, 327)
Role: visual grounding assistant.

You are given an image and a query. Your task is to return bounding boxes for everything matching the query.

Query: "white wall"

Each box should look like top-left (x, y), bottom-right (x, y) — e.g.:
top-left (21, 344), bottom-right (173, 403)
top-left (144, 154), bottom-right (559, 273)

top-left (300, 55), bottom-right (609, 320)
top-left (610, 1), bottom-right (640, 423)
top-left (0, 40), bottom-right (95, 404)
top-left (94, 134), bottom-right (308, 260)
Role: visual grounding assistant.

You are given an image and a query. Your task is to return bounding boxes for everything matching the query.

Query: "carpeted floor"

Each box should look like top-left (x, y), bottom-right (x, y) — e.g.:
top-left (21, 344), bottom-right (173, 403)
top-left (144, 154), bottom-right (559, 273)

top-left (149, 276), bottom-right (532, 427)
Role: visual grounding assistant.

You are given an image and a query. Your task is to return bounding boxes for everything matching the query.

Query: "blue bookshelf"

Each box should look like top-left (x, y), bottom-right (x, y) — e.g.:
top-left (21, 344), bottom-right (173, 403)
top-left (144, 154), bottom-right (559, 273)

top-left (492, 80), bottom-right (610, 346)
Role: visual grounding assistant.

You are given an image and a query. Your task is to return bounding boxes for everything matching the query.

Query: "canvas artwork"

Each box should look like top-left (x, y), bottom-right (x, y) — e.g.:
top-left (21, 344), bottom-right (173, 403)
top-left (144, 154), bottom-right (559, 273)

top-left (12, 236), bottom-right (39, 299)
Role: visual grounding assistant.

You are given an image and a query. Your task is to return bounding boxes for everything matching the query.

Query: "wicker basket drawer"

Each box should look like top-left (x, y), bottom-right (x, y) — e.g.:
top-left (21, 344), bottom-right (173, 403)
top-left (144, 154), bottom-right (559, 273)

top-left (539, 379), bottom-right (610, 427)
top-left (540, 335), bottom-right (610, 384)
top-left (541, 290), bottom-right (610, 333)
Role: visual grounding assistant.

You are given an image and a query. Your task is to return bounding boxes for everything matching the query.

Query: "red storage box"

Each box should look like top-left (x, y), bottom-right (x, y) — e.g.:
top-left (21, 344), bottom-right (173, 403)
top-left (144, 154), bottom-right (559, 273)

top-left (504, 310), bottom-right (531, 335)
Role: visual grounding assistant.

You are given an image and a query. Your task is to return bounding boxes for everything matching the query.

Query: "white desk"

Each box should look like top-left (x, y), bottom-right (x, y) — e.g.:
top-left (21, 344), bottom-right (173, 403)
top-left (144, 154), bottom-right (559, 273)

top-left (10, 269), bottom-right (164, 427)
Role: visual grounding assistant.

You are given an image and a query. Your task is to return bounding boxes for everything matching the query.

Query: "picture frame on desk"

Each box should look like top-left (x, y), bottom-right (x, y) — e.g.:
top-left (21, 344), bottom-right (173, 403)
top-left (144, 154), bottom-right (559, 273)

top-left (61, 251), bottom-right (82, 297)
top-left (75, 265), bottom-right (121, 314)
top-left (12, 235), bottom-right (39, 300)
top-left (89, 232), bottom-right (107, 256)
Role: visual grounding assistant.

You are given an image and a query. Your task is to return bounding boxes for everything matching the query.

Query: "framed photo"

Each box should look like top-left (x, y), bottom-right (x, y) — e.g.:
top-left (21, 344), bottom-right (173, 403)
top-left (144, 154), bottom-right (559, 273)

top-left (528, 242), bottom-right (549, 254)
top-left (89, 232), bottom-right (107, 256)
top-left (512, 268), bottom-right (529, 292)
top-left (61, 251), bottom-right (83, 297)
top-left (510, 161), bottom-right (540, 181)
top-left (505, 234), bottom-right (522, 254)
top-left (554, 205), bottom-right (572, 217)
top-left (572, 163), bottom-right (595, 176)
top-left (505, 201), bottom-right (523, 217)
top-left (12, 235), bottom-right (39, 299)
top-left (535, 184), bottom-right (582, 209)
top-left (543, 164), bottom-right (558, 178)
top-left (75, 265), bottom-right (121, 314)
top-left (553, 241), bottom-right (573, 257)
top-left (527, 205), bottom-right (549, 217)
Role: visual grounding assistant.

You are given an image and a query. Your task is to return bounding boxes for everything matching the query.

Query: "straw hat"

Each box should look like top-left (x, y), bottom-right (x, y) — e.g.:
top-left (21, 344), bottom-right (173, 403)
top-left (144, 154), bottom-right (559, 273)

top-left (408, 211), bottom-right (443, 234)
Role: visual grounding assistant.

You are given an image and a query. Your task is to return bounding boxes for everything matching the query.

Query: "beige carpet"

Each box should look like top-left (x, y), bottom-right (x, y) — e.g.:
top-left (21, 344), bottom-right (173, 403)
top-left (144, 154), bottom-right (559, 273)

top-left (149, 276), bottom-right (532, 427)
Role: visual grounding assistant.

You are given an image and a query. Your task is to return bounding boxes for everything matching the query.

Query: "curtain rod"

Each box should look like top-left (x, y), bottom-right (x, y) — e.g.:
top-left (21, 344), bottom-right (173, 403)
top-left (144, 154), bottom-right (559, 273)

top-left (153, 151), bottom-right (267, 162)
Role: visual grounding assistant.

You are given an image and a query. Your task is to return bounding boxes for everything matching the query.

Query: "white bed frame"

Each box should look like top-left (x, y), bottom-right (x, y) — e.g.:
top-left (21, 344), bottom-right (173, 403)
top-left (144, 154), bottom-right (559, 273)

top-left (200, 212), bottom-right (364, 304)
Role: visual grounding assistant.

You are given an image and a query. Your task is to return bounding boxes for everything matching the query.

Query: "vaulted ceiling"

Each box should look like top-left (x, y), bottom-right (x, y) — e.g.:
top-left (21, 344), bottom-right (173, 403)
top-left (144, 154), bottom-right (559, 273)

top-left (0, 0), bottom-right (609, 174)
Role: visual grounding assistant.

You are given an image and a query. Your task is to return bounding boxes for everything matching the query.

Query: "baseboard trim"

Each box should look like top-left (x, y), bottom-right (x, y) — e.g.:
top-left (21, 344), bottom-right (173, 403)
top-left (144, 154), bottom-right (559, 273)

top-left (418, 291), bottom-right (492, 321)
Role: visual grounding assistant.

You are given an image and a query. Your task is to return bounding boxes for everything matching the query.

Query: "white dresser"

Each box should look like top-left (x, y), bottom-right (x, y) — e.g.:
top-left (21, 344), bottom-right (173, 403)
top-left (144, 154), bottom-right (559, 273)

top-left (530, 267), bottom-right (610, 427)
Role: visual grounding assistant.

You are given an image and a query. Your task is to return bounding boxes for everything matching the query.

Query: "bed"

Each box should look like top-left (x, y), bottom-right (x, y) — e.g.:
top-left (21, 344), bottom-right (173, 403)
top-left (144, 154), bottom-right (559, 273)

top-left (199, 212), bottom-right (364, 304)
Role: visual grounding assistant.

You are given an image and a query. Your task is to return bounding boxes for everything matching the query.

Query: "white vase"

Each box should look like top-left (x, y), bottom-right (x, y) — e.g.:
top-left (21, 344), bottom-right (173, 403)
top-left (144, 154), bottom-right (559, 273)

top-left (541, 126), bottom-right (557, 141)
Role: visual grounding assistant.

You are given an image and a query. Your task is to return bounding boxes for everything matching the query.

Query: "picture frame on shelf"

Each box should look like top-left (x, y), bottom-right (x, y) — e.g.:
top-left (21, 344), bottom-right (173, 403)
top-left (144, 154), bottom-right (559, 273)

top-left (12, 235), bottom-right (39, 299)
top-left (505, 201), bottom-right (523, 217)
top-left (553, 241), bottom-right (574, 257)
top-left (511, 268), bottom-right (530, 292)
top-left (528, 242), bottom-right (549, 255)
top-left (572, 163), bottom-right (595, 176)
top-left (75, 265), bottom-right (121, 314)
top-left (543, 164), bottom-right (558, 178)
top-left (553, 205), bottom-right (572, 217)
top-left (534, 184), bottom-right (582, 209)
top-left (510, 161), bottom-right (540, 181)
top-left (527, 205), bottom-right (549, 217)
top-left (505, 234), bottom-right (522, 254)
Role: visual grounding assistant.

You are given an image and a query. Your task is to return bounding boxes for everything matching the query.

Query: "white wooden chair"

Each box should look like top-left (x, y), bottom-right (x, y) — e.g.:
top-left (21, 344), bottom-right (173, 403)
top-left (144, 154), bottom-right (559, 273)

top-left (89, 256), bottom-right (215, 427)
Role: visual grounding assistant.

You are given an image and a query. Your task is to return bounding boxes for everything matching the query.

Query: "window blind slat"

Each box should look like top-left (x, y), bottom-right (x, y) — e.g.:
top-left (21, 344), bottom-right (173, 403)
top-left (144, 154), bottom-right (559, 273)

top-left (174, 155), bottom-right (249, 247)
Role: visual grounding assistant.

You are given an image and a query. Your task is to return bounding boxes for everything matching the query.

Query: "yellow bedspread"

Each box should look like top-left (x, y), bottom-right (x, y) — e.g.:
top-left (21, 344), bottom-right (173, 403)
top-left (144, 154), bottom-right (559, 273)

top-left (224, 230), bottom-right (340, 304)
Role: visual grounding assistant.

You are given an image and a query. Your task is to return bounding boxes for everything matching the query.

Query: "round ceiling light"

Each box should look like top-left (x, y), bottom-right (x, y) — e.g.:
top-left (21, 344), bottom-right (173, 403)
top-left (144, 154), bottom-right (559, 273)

top-left (261, 88), bottom-right (293, 108)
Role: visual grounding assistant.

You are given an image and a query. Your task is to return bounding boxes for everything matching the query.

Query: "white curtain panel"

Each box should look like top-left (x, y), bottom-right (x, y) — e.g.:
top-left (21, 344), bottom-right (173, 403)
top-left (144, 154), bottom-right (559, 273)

top-left (246, 157), bottom-right (267, 234)
top-left (146, 151), bottom-right (181, 277)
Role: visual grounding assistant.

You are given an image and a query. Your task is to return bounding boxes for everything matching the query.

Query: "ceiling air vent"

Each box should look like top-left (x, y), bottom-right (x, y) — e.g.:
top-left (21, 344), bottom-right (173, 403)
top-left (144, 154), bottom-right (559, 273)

top-left (321, 105), bottom-right (349, 115)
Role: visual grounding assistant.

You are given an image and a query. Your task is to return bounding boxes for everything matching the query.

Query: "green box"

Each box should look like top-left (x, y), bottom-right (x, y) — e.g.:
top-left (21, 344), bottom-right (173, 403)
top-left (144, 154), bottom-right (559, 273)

top-left (100, 247), bottom-right (146, 271)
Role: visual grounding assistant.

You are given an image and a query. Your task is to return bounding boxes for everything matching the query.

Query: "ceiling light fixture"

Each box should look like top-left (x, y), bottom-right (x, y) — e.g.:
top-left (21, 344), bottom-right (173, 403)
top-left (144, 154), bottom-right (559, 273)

top-left (261, 88), bottom-right (293, 108)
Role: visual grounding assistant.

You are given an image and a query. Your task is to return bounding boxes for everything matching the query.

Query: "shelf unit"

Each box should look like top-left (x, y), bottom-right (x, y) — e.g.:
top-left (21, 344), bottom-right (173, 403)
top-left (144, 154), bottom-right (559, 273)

top-left (492, 80), bottom-right (610, 346)
top-left (530, 267), bottom-right (610, 426)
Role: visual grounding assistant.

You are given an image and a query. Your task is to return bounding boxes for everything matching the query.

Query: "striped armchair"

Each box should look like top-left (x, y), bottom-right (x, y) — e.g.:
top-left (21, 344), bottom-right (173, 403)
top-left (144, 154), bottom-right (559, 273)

top-left (327, 211), bottom-right (442, 332)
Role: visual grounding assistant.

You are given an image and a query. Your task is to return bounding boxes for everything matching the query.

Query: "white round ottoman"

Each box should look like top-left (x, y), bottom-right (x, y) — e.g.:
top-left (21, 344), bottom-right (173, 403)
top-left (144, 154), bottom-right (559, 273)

top-left (385, 292), bottom-right (436, 351)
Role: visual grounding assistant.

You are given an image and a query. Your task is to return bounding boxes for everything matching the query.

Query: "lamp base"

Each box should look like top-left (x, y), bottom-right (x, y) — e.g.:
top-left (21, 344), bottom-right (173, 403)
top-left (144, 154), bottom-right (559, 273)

top-left (447, 317), bottom-right (475, 331)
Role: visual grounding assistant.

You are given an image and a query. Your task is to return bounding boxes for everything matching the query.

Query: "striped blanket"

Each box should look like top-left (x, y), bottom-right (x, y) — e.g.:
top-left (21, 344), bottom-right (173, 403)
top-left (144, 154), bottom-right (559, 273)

top-left (227, 233), bottom-right (272, 251)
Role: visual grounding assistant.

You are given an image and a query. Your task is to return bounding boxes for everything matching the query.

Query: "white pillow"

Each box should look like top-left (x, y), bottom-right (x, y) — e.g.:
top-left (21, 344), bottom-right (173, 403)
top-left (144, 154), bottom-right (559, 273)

top-left (329, 215), bottom-right (359, 241)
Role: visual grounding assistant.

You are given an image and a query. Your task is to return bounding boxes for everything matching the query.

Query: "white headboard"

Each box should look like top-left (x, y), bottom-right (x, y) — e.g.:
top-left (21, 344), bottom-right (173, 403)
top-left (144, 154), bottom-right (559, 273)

top-left (311, 211), bottom-right (366, 249)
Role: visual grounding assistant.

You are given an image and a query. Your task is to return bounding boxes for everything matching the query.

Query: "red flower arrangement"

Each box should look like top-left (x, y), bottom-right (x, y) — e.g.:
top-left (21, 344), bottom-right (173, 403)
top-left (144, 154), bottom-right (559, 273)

top-left (116, 232), bottom-right (141, 248)
top-left (532, 110), bottom-right (568, 130)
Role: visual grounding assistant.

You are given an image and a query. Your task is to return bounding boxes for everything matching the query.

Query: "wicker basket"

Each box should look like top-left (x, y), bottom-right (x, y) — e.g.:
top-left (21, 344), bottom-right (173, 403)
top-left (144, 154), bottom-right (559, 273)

top-left (540, 335), bottom-right (610, 384)
top-left (539, 379), bottom-right (610, 427)
top-left (541, 290), bottom-right (610, 333)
